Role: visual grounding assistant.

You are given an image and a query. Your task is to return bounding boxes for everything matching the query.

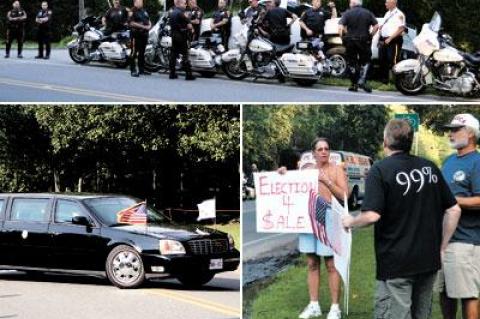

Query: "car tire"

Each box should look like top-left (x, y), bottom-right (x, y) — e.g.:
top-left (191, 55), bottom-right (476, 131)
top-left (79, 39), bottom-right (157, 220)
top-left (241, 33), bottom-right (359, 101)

top-left (106, 245), bottom-right (145, 289)
top-left (177, 271), bottom-right (215, 288)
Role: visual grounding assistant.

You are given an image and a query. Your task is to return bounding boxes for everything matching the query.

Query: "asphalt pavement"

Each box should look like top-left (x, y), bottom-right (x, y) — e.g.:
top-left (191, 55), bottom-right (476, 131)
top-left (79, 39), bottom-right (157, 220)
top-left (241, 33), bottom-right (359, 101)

top-left (0, 270), bottom-right (240, 319)
top-left (0, 49), bottom-right (475, 103)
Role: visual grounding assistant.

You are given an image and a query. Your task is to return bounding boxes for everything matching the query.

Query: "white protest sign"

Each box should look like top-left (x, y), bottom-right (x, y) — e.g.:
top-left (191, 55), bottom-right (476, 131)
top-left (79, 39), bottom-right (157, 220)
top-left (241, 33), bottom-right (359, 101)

top-left (254, 170), bottom-right (318, 233)
top-left (331, 193), bottom-right (352, 315)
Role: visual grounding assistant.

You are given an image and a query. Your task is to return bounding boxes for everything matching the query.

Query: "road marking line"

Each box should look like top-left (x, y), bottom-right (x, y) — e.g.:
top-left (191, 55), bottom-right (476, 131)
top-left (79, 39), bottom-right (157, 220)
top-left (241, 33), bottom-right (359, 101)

top-left (244, 233), bottom-right (296, 247)
top-left (0, 77), bottom-right (166, 102)
top-left (143, 289), bottom-right (240, 317)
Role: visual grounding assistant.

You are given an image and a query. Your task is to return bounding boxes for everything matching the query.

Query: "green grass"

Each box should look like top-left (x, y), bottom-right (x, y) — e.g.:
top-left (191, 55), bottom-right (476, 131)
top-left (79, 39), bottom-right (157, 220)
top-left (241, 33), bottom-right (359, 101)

top-left (249, 227), bottom-right (443, 319)
top-left (320, 77), bottom-right (397, 92)
top-left (207, 222), bottom-right (240, 250)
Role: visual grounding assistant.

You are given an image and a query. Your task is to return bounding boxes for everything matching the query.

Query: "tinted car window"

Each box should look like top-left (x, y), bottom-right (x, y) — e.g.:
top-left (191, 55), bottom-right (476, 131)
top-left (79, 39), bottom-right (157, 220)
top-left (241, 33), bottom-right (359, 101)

top-left (11, 198), bottom-right (50, 222)
top-left (55, 200), bottom-right (85, 223)
top-left (83, 197), bottom-right (168, 226)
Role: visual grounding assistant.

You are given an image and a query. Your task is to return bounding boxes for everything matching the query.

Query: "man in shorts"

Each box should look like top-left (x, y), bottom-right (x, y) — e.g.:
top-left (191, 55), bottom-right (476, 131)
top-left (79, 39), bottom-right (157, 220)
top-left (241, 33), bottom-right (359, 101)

top-left (438, 113), bottom-right (480, 319)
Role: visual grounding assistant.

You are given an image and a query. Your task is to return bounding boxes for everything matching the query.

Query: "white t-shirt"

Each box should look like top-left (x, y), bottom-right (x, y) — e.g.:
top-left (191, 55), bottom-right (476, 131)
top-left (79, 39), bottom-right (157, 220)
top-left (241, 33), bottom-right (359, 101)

top-left (380, 8), bottom-right (405, 38)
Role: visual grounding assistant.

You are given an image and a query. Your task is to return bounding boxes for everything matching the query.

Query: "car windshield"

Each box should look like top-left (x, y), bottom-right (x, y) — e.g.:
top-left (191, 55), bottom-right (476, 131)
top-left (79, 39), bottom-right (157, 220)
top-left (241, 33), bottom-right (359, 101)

top-left (83, 197), bottom-right (169, 226)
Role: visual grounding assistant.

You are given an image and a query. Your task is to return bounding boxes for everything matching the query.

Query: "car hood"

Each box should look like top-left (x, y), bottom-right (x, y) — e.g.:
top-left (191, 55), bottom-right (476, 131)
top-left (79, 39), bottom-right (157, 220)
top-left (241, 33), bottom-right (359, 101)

top-left (110, 224), bottom-right (226, 241)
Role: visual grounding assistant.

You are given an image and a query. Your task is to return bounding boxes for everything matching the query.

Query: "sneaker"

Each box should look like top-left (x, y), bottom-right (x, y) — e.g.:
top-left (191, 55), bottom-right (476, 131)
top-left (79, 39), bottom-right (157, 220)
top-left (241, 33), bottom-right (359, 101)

top-left (327, 308), bottom-right (342, 319)
top-left (299, 303), bottom-right (322, 319)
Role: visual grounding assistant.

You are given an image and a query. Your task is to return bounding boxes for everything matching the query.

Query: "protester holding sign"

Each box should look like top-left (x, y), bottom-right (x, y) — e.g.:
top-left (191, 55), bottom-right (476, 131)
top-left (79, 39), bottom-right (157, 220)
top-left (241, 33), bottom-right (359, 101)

top-left (342, 119), bottom-right (461, 319)
top-left (279, 137), bottom-right (348, 319)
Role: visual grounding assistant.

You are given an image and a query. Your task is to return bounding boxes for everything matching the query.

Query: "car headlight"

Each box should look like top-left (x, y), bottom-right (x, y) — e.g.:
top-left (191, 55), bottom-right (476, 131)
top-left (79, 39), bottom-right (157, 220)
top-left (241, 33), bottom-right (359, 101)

top-left (228, 234), bottom-right (235, 250)
top-left (159, 240), bottom-right (186, 255)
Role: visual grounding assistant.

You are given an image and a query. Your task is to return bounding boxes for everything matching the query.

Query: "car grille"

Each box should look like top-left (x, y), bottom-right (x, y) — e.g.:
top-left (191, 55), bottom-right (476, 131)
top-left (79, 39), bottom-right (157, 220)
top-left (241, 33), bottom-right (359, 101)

top-left (188, 239), bottom-right (229, 255)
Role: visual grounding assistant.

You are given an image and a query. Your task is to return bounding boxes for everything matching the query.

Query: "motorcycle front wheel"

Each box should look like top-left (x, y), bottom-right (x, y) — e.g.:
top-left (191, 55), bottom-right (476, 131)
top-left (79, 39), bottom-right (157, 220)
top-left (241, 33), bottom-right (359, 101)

top-left (222, 60), bottom-right (248, 80)
top-left (395, 71), bottom-right (426, 95)
top-left (69, 46), bottom-right (88, 64)
top-left (144, 50), bottom-right (164, 72)
top-left (328, 54), bottom-right (347, 77)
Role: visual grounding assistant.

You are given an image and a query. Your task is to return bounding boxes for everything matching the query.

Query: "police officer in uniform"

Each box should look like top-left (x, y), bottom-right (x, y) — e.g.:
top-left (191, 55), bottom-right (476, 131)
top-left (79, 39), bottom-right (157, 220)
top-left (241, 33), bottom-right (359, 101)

top-left (169, 0), bottom-right (195, 80)
top-left (299, 0), bottom-right (337, 50)
top-left (102, 0), bottom-right (129, 36)
top-left (377, 0), bottom-right (405, 83)
top-left (338, 0), bottom-right (378, 93)
top-left (260, 0), bottom-right (297, 45)
top-left (211, 0), bottom-right (231, 50)
top-left (128, 0), bottom-right (151, 77)
top-left (35, 1), bottom-right (52, 59)
top-left (5, 1), bottom-right (27, 59)
top-left (186, 0), bottom-right (203, 42)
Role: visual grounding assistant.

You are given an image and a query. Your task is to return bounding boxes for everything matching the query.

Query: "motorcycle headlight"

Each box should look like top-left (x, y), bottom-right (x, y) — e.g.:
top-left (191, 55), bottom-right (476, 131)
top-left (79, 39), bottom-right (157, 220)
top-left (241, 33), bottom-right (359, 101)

top-left (227, 234), bottom-right (235, 250)
top-left (159, 240), bottom-right (186, 255)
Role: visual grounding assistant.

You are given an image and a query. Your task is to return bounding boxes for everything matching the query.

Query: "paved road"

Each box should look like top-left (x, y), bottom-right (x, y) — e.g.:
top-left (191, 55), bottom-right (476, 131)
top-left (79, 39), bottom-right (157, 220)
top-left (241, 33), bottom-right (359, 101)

top-left (0, 270), bottom-right (240, 319)
top-left (242, 200), bottom-right (298, 261)
top-left (0, 50), bottom-right (476, 103)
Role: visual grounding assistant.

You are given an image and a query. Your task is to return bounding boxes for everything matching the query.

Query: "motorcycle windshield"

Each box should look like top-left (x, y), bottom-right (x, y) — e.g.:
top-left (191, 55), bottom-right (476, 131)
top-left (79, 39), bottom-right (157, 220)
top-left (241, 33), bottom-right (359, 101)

top-left (429, 12), bottom-right (442, 33)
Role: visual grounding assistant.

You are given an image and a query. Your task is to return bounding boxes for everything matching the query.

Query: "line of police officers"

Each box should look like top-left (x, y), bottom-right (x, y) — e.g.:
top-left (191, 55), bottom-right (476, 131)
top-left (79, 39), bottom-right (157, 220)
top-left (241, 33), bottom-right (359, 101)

top-left (4, 0), bottom-right (405, 89)
top-left (4, 0), bottom-right (52, 59)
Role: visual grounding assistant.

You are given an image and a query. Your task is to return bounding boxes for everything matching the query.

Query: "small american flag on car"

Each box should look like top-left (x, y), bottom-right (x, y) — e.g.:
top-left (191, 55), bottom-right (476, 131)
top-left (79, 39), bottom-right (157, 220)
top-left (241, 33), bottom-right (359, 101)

top-left (117, 202), bottom-right (148, 224)
top-left (308, 189), bottom-right (331, 245)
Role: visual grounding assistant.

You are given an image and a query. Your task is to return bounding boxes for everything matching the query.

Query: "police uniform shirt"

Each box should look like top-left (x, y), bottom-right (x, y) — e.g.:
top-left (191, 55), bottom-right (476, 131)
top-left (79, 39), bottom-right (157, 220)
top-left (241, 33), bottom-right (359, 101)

top-left (264, 7), bottom-right (293, 35)
top-left (170, 7), bottom-right (191, 32)
top-left (187, 6), bottom-right (203, 21)
top-left (105, 6), bottom-right (128, 29)
top-left (380, 8), bottom-right (405, 38)
top-left (243, 6), bottom-right (265, 25)
top-left (361, 152), bottom-right (457, 280)
top-left (338, 6), bottom-right (377, 38)
top-left (212, 9), bottom-right (230, 31)
top-left (129, 7), bottom-right (150, 35)
top-left (300, 7), bottom-right (331, 37)
top-left (8, 8), bottom-right (26, 28)
top-left (442, 150), bottom-right (480, 244)
top-left (37, 9), bottom-right (52, 30)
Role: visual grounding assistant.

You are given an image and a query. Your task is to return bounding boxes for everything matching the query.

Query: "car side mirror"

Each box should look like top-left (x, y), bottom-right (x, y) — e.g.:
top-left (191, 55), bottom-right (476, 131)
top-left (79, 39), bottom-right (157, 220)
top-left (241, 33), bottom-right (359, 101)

top-left (72, 215), bottom-right (91, 226)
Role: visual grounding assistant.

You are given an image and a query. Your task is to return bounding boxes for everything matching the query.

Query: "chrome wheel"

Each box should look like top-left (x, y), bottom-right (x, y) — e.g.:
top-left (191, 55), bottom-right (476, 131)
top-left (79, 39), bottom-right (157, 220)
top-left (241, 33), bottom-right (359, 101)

top-left (328, 54), bottom-right (347, 77)
top-left (112, 251), bottom-right (141, 284)
top-left (106, 245), bottom-right (145, 288)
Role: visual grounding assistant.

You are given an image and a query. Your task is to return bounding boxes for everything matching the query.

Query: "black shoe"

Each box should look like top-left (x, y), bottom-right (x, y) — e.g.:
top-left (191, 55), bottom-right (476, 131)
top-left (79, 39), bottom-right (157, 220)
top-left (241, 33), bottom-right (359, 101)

top-left (185, 74), bottom-right (196, 81)
top-left (4, 54), bottom-right (9, 58)
top-left (348, 84), bottom-right (358, 92)
top-left (169, 74), bottom-right (178, 79)
top-left (139, 70), bottom-right (151, 75)
top-left (35, 55), bottom-right (44, 59)
top-left (44, 56), bottom-right (50, 60)
top-left (17, 54), bottom-right (23, 59)
top-left (359, 83), bottom-right (372, 93)
top-left (131, 71), bottom-right (139, 77)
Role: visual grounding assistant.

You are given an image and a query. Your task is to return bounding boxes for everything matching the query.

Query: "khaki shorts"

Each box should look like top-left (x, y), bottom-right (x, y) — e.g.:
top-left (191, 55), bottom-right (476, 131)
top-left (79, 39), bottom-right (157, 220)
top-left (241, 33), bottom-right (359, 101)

top-left (434, 242), bottom-right (480, 298)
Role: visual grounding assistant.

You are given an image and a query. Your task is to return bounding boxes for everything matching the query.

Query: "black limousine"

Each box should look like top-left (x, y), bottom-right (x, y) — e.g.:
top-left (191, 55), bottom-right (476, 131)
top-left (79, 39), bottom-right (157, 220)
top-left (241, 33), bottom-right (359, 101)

top-left (0, 194), bottom-right (240, 288)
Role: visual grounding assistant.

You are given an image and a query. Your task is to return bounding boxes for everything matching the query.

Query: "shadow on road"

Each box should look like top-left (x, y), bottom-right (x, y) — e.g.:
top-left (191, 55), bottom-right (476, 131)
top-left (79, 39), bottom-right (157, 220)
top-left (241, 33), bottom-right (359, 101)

top-left (0, 271), bottom-right (239, 291)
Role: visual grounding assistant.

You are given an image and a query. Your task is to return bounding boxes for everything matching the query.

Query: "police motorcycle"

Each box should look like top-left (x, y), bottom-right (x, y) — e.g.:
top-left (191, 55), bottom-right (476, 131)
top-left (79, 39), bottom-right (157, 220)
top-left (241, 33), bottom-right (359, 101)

top-left (68, 16), bottom-right (131, 68)
top-left (144, 13), bottom-right (225, 77)
top-left (393, 12), bottom-right (480, 96)
top-left (221, 17), bottom-right (330, 86)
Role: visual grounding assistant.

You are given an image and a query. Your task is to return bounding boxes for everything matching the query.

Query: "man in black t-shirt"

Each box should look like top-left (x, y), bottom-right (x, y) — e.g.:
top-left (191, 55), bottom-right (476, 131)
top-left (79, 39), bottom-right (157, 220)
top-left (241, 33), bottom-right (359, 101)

top-left (211, 0), bottom-right (231, 50)
top-left (35, 1), bottom-right (52, 59)
top-left (128, 0), bottom-right (151, 77)
top-left (102, 0), bottom-right (129, 35)
top-left (260, 0), bottom-right (297, 45)
top-left (343, 119), bottom-right (461, 319)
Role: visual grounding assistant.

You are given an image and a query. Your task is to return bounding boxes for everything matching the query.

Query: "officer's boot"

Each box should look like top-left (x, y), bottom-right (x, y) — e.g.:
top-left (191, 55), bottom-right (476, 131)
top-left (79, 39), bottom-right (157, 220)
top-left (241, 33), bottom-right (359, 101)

top-left (130, 64), bottom-right (139, 77)
top-left (357, 63), bottom-right (372, 93)
top-left (184, 61), bottom-right (196, 81)
top-left (348, 66), bottom-right (358, 92)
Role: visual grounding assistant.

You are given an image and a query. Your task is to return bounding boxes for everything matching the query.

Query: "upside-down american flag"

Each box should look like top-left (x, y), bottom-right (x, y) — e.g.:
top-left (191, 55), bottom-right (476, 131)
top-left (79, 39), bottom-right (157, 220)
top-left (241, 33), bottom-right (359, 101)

top-left (117, 202), bottom-right (148, 224)
top-left (308, 189), bottom-right (331, 246)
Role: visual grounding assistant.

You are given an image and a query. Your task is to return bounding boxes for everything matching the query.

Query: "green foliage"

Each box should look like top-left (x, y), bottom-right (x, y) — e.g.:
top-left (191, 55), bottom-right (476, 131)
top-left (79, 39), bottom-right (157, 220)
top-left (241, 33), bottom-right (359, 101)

top-left (0, 105), bottom-right (239, 209)
top-left (243, 105), bottom-right (389, 171)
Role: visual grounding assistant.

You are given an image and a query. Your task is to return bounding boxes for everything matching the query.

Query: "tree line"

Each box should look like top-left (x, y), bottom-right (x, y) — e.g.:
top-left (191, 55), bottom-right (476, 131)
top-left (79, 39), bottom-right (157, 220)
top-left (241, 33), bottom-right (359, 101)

top-left (0, 105), bottom-right (240, 211)
top-left (1, 0), bottom-right (479, 50)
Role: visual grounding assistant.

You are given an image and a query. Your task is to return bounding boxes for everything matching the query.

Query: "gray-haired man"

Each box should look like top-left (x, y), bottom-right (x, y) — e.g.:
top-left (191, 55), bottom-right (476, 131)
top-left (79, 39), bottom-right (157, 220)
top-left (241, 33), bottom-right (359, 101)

top-left (343, 119), bottom-right (461, 319)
